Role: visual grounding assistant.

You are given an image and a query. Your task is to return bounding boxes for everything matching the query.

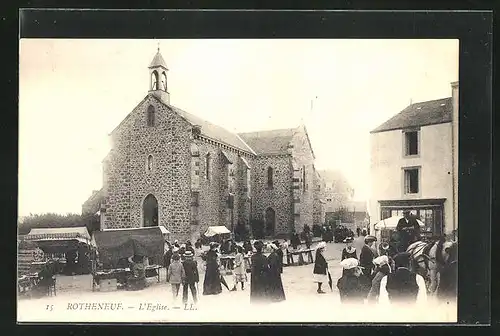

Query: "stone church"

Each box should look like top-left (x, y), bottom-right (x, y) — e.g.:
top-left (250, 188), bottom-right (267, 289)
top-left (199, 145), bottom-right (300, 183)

top-left (82, 49), bottom-right (325, 242)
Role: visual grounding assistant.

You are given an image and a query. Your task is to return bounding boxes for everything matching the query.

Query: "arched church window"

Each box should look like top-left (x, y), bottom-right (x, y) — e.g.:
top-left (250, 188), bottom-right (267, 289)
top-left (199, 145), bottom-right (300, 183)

top-left (151, 71), bottom-right (159, 90)
top-left (267, 167), bottom-right (274, 189)
top-left (147, 105), bottom-right (155, 127)
top-left (161, 72), bottom-right (167, 91)
top-left (147, 155), bottom-right (153, 172)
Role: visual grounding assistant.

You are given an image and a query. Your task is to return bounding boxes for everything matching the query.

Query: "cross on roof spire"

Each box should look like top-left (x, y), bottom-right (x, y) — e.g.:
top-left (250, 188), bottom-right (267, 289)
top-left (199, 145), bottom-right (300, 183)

top-left (157, 42), bottom-right (160, 53)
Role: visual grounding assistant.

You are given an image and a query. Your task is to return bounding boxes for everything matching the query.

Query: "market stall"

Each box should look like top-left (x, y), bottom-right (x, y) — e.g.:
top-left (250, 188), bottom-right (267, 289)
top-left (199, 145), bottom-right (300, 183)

top-left (91, 226), bottom-right (164, 291)
top-left (23, 227), bottom-right (96, 275)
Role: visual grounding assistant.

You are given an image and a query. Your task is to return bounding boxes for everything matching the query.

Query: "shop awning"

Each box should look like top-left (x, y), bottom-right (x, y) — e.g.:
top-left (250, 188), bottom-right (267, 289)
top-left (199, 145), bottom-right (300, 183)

top-left (204, 226), bottom-right (231, 237)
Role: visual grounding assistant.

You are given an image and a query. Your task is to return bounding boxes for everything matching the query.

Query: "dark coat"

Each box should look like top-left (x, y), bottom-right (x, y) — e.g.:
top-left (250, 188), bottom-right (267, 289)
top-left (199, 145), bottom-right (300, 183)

top-left (275, 248), bottom-right (284, 273)
top-left (266, 252), bottom-right (286, 302)
top-left (437, 260), bottom-right (457, 300)
top-left (313, 251), bottom-right (328, 275)
top-left (337, 273), bottom-right (369, 304)
top-left (164, 249), bottom-right (173, 269)
top-left (396, 217), bottom-right (421, 250)
top-left (359, 245), bottom-right (375, 278)
top-left (203, 250), bottom-right (222, 295)
top-left (182, 259), bottom-right (199, 284)
top-left (250, 252), bottom-right (269, 303)
top-left (341, 247), bottom-right (357, 261)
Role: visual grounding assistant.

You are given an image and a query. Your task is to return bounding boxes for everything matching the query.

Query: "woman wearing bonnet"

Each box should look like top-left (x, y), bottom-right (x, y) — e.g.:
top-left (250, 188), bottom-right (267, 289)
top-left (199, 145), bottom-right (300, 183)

top-left (367, 255), bottom-right (392, 304)
top-left (312, 242), bottom-right (329, 294)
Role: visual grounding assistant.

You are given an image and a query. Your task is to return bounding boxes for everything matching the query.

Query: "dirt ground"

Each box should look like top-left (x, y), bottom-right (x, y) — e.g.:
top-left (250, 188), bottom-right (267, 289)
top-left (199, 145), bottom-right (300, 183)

top-left (17, 241), bottom-right (457, 323)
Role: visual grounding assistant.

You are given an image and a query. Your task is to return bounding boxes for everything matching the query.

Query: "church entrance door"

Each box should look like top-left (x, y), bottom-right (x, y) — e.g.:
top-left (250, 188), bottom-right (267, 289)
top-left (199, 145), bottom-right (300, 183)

top-left (143, 194), bottom-right (159, 227)
top-left (265, 207), bottom-right (276, 237)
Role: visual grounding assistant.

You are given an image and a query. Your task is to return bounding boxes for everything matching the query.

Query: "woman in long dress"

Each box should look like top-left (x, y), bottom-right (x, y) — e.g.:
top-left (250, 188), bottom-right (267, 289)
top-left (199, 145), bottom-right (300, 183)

top-left (250, 240), bottom-right (269, 304)
top-left (312, 242), bottom-right (329, 294)
top-left (267, 243), bottom-right (286, 302)
top-left (203, 243), bottom-right (222, 295)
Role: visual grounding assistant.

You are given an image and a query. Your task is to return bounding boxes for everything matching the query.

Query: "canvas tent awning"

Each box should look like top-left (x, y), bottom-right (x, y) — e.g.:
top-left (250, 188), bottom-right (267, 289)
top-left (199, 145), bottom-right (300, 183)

top-left (24, 227), bottom-right (95, 253)
top-left (92, 227), bottom-right (164, 263)
top-left (204, 226), bottom-right (231, 237)
top-left (25, 227), bottom-right (92, 241)
top-left (374, 216), bottom-right (425, 230)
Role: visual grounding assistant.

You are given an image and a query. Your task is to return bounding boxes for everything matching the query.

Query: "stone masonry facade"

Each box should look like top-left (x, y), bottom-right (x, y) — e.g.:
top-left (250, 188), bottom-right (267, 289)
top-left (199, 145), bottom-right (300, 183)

top-left (88, 50), bottom-right (325, 242)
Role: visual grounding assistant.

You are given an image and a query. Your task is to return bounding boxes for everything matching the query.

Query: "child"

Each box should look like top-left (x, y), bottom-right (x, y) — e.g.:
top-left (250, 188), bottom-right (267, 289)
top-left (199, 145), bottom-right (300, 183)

top-left (231, 245), bottom-right (247, 291)
top-left (313, 242), bottom-right (329, 294)
top-left (167, 253), bottom-right (185, 305)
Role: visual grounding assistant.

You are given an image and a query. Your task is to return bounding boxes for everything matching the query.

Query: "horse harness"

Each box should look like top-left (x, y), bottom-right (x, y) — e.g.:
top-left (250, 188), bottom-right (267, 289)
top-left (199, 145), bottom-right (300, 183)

top-left (408, 242), bottom-right (436, 272)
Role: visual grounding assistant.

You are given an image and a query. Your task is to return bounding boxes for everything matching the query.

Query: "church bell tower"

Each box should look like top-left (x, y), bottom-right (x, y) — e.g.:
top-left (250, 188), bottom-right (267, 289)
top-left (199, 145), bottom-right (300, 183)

top-left (148, 46), bottom-right (170, 105)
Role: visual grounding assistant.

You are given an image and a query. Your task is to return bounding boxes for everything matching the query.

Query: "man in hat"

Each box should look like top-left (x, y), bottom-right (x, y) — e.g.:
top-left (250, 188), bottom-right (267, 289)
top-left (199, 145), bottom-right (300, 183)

top-left (379, 252), bottom-right (427, 306)
top-left (181, 250), bottom-right (199, 306)
top-left (396, 210), bottom-right (421, 252)
top-left (360, 235), bottom-right (377, 281)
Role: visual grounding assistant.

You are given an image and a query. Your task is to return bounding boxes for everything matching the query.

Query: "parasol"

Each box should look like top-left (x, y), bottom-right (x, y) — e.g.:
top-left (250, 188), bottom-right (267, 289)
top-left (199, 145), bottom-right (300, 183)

top-left (219, 274), bottom-right (229, 290)
top-left (327, 270), bottom-right (333, 291)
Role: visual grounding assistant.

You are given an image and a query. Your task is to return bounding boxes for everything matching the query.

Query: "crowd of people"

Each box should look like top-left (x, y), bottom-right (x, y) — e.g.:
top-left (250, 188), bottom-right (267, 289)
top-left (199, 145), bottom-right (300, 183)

top-left (158, 217), bottom-right (456, 308)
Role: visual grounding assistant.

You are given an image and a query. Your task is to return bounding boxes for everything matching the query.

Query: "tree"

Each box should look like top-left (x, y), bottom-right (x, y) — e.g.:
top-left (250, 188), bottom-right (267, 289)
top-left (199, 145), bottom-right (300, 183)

top-left (18, 213), bottom-right (100, 236)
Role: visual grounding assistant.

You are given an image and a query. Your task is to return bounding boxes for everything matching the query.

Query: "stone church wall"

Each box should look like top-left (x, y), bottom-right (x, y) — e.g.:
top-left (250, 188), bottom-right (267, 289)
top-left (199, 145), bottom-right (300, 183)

top-left (251, 155), bottom-right (293, 236)
top-left (290, 127), bottom-right (316, 232)
top-left (102, 95), bottom-right (193, 241)
top-left (192, 139), bottom-right (252, 241)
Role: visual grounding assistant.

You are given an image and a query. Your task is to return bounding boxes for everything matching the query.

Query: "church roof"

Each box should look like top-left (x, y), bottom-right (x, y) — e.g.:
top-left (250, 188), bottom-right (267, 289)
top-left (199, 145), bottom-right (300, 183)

top-left (149, 51), bottom-right (168, 69)
top-left (151, 95), bottom-right (256, 155)
top-left (238, 128), bottom-right (296, 155)
top-left (371, 97), bottom-right (452, 133)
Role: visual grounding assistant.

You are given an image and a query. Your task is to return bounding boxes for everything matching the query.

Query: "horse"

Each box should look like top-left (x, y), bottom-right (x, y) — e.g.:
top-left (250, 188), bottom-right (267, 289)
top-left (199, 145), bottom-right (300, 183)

top-left (406, 237), bottom-right (457, 294)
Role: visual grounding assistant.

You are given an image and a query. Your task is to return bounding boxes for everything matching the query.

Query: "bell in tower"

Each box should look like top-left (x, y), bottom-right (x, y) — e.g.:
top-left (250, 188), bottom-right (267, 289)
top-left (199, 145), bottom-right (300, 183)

top-left (148, 44), bottom-right (170, 105)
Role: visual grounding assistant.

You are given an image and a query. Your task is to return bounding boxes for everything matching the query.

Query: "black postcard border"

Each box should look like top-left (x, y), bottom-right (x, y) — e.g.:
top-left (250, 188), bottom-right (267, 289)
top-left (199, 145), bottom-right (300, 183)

top-left (5, 7), bottom-right (493, 332)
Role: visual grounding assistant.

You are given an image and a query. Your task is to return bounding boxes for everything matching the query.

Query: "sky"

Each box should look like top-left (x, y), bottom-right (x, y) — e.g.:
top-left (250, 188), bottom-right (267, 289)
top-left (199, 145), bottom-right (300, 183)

top-left (18, 39), bottom-right (458, 217)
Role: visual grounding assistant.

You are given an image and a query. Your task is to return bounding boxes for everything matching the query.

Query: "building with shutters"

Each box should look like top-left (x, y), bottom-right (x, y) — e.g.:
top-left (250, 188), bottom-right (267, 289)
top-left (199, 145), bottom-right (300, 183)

top-left (368, 81), bottom-right (459, 238)
top-left (82, 48), bottom-right (323, 242)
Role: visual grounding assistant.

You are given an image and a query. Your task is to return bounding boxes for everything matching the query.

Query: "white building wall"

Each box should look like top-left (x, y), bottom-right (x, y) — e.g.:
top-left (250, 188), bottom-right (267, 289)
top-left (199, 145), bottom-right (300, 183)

top-left (369, 122), bottom-right (454, 234)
